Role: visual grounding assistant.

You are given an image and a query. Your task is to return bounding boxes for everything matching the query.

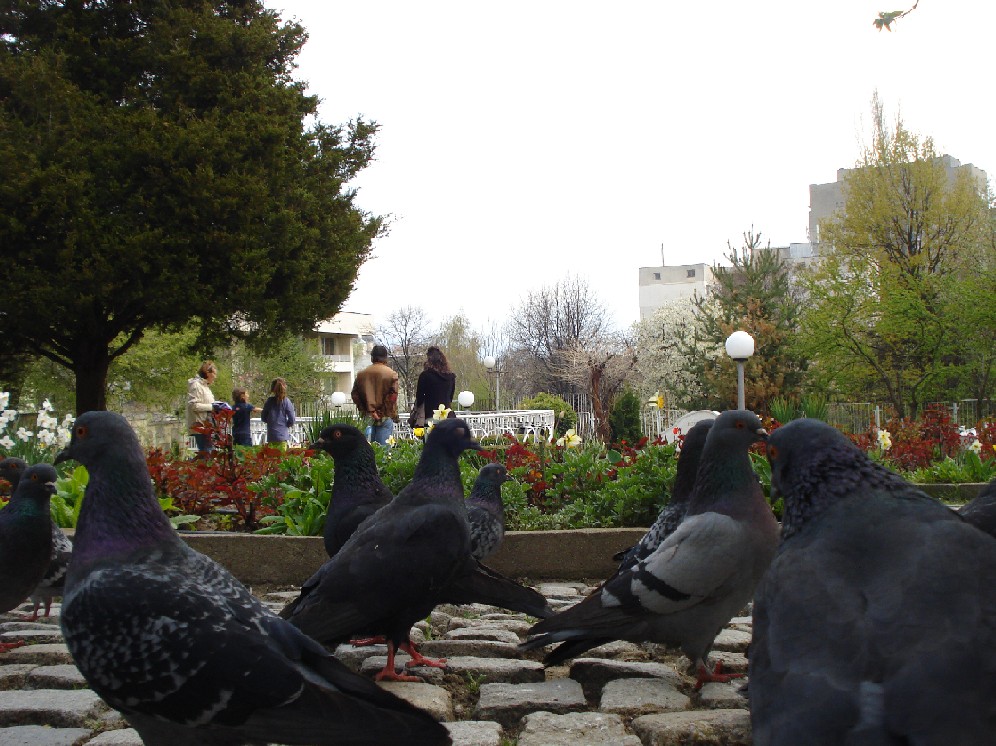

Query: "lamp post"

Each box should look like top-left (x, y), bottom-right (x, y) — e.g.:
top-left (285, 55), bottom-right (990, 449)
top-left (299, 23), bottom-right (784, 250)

top-left (457, 390), bottom-right (475, 411)
top-left (483, 356), bottom-right (503, 412)
top-left (724, 331), bottom-right (755, 410)
top-left (330, 391), bottom-right (347, 408)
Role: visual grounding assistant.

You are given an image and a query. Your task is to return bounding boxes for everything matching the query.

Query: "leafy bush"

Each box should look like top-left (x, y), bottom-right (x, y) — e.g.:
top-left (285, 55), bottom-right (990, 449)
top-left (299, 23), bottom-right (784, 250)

top-left (519, 393), bottom-right (577, 436)
top-left (609, 388), bottom-right (643, 444)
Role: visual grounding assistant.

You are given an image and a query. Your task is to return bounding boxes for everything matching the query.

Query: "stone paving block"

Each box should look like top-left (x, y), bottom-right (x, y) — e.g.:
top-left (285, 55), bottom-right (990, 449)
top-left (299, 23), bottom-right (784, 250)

top-left (698, 680), bottom-right (748, 710)
top-left (704, 651), bottom-right (748, 674)
top-left (518, 711), bottom-right (641, 746)
top-left (630, 708), bottom-right (751, 746)
top-left (1, 630), bottom-right (65, 646)
top-left (473, 679), bottom-right (587, 729)
top-left (84, 729), bottom-right (143, 745)
top-left (377, 682), bottom-right (453, 722)
top-left (0, 689), bottom-right (106, 728)
top-left (444, 627), bottom-right (521, 644)
top-left (710, 628), bottom-right (751, 652)
top-left (359, 655), bottom-right (446, 685)
top-left (443, 656), bottom-right (545, 684)
top-left (0, 622), bottom-right (60, 634)
top-left (569, 658), bottom-right (685, 701)
top-left (0, 725), bottom-right (91, 746)
top-left (420, 639), bottom-right (522, 659)
top-left (443, 720), bottom-right (502, 746)
top-left (575, 640), bottom-right (649, 661)
top-left (25, 666), bottom-right (89, 690)
top-left (0, 666), bottom-right (35, 692)
top-left (447, 616), bottom-right (532, 636)
top-left (2, 645), bottom-right (75, 667)
top-left (535, 584), bottom-right (581, 599)
top-left (599, 678), bottom-right (691, 717)
top-left (333, 642), bottom-right (388, 672)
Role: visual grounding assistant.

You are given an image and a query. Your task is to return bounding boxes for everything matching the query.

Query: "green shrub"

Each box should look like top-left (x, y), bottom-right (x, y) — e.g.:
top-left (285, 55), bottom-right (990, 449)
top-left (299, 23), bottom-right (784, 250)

top-left (609, 388), bottom-right (642, 444)
top-left (519, 393), bottom-right (577, 436)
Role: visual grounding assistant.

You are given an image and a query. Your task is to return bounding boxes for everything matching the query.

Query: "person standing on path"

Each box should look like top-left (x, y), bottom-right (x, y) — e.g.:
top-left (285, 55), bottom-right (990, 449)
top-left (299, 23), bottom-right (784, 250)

top-left (261, 377), bottom-right (296, 450)
top-left (231, 387), bottom-right (257, 447)
top-left (411, 346), bottom-right (456, 424)
top-left (351, 345), bottom-right (399, 446)
top-left (186, 361), bottom-right (218, 454)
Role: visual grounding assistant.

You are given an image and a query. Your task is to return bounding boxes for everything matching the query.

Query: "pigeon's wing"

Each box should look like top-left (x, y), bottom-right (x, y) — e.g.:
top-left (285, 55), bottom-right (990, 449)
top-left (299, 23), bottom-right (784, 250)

top-left (751, 494), bottom-right (996, 744)
top-left (959, 482), bottom-right (996, 538)
top-left (63, 548), bottom-right (447, 745)
top-left (441, 559), bottom-right (553, 618)
top-left (285, 503), bottom-right (469, 643)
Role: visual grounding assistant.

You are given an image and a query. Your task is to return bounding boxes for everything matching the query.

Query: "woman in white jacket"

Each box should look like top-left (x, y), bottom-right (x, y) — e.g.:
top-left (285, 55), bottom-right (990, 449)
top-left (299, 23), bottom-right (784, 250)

top-left (186, 361), bottom-right (218, 453)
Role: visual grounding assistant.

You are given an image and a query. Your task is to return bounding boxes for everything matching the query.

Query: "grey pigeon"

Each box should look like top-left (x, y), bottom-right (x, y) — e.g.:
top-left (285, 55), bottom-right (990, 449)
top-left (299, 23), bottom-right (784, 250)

top-left (282, 419), bottom-right (551, 682)
top-left (310, 424), bottom-right (393, 558)
top-left (55, 411), bottom-right (450, 745)
top-left (1, 456), bottom-right (74, 620)
top-left (0, 463), bottom-right (57, 651)
top-left (613, 419), bottom-right (713, 571)
top-left (958, 477), bottom-right (996, 538)
top-left (466, 463), bottom-right (510, 561)
top-left (522, 410), bottom-right (778, 687)
top-left (751, 418), bottom-right (996, 745)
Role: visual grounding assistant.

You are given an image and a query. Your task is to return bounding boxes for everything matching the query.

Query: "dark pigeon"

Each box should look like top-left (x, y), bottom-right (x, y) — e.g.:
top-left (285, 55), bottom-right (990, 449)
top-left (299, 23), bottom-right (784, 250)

top-left (282, 419), bottom-right (551, 682)
top-left (55, 411), bottom-right (450, 745)
top-left (958, 477), bottom-right (996, 538)
top-left (751, 418), bottom-right (996, 745)
top-left (1, 456), bottom-right (74, 621)
top-left (466, 463), bottom-right (510, 561)
top-left (0, 463), bottom-right (57, 652)
top-left (311, 424), bottom-right (393, 558)
top-left (613, 419), bottom-right (713, 571)
top-left (522, 409), bottom-right (778, 688)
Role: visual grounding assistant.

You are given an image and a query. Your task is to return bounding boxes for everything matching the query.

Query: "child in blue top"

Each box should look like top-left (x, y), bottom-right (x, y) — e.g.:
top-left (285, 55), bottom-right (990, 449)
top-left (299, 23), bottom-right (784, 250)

top-left (231, 387), bottom-right (256, 447)
top-left (261, 377), bottom-right (296, 450)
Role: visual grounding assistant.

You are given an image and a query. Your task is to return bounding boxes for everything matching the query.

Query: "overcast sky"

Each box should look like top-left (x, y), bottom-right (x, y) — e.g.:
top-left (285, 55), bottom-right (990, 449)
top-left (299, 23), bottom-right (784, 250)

top-left (264, 1), bottom-right (996, 333)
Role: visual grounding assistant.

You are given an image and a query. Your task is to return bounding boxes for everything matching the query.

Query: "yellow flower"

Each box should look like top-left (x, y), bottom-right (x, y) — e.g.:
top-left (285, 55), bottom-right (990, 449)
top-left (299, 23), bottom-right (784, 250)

top-left (413, 427), bottom-right (425, 438)
top-left (386, 436), bottom-right (396, 446)
top-left (876, 429), bottom-right (892, 451)
top-left (556, 428), bottom-right (582, 448)
top-left (433, 404), bottom-right (451, 421)
top-left (655, 392), bottom-right (665, 410)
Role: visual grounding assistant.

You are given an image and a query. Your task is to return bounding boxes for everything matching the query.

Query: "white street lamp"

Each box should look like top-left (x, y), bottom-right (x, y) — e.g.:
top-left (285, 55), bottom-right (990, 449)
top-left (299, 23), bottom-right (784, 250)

top-left (724, 331), bottom-right (755, 410)
top-left (483, 356), bottom-right (503, 412)
top-left (457, 390), bottom-right (475, 410)
top-left (330, 391), bottom-right (347, 407)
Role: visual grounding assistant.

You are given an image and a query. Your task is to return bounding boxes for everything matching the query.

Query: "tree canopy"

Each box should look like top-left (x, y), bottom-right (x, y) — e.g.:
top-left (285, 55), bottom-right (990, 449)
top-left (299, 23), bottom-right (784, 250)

top-left (0, 0), bottom-right (382, 413)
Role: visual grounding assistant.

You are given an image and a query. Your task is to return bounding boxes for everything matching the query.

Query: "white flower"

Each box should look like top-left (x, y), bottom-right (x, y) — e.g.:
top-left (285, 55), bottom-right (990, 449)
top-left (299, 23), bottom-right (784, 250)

top-left (37, 429), bottom-right (56, 446)
top-left (876, 429), bottom-right (892, 451)
top-left (0, 392), bottom-right (8, 410)
top-left (968, 439), bottom-right (982, 455)
top-left (556, 428), bottom-right (582, 448)
top-left (0, 409), bottom-right (17, 425)
top-left (62, 413), bottom-right (76, 426)
top-left (16, 427), bottom-right (33, 442)
top-left (41, 398), bottom-right (54, 412)
top-left (432, 405), bottom-right (451, 421)
top-left (0, 435), bottom-right (14, 449)
top-left (37, 412), bottom-right (57, 430)
top-left (55, 429), bottom-right (71, 447)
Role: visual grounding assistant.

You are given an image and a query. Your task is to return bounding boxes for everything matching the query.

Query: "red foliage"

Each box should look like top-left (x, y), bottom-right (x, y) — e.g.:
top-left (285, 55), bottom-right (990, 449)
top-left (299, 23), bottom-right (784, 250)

top-left (977, 418), bottom-right (996, 462)
top-left (859, 406), bottom-right (964, 471)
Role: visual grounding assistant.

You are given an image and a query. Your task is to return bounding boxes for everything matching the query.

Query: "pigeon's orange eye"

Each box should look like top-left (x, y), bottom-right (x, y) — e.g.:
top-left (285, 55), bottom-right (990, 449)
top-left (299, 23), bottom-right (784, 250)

top-left (31, 473), bottom-right (40, 482)
top-left (75, 425), bottom-right (88, 438)
top-left (333, 431), bottom-right (342, 440)
top-left (735, 421), bottom-right (745, 429)
top-left (767, 444), bottom-right (779, 460)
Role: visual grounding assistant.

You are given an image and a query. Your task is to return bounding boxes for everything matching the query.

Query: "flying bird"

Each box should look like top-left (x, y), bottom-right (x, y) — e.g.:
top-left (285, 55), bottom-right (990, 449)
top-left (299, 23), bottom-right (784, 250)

top-left (466, 463), bottom-right (510, 561)
top-left (613, 419), bottom-right (713, 571)
top-left (751, 418), bottom-right (996, 745)
top-left (958, 477), bottom-right (996, 538)
top-left (55, 411), bottom-right (450, 745)
top-left (522, 410), bottom-right (778, 687)
top-left (282, 419), bottom-right (550, 682)
top-left (0, 463), bottom-right (58, 651)
top-left (1, 456), bottom-right (74, 621)
top-left (310, 424), bottom-right (393, 558)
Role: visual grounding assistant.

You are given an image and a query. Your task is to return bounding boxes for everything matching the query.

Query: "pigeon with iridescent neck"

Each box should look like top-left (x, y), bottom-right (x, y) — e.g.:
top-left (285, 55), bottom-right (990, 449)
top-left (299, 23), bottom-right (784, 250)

top-left (466, 463), bottom-right (510, 561)
top-left (55, 411), bottom-right (449, 746)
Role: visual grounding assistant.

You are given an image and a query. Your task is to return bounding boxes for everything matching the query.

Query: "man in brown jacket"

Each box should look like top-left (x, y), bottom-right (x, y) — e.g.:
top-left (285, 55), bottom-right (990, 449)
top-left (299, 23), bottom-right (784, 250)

top-left (351, 345), bottom-right (399, 445)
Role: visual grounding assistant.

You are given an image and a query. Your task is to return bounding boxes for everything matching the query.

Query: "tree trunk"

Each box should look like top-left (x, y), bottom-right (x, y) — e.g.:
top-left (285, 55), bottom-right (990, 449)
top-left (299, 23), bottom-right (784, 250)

top-left (73, 345), bottom-right (111, 414)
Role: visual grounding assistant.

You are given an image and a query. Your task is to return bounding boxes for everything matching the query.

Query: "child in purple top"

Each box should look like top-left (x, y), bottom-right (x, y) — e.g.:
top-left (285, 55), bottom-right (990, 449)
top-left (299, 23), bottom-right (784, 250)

top-left (231, 387), bottom-right (257, 447)
top-left (261, 377), bottom-right (296, 450)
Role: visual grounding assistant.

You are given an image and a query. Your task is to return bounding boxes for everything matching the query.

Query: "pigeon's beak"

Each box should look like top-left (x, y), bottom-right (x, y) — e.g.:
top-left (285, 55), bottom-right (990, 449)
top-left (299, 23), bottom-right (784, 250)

top-left (308, 439), bottom-right (324, 450)
top-left (756, 427), bottom-right (768, 440)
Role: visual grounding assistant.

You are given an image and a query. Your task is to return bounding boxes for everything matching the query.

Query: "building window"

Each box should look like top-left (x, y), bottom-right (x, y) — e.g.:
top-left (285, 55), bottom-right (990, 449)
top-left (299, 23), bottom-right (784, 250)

top-left (321, 336), bottom-right (335, 356)
top-left (687, 269), bottom-right (696, 278)
top-left (653, 272), bottom-right (661, 280)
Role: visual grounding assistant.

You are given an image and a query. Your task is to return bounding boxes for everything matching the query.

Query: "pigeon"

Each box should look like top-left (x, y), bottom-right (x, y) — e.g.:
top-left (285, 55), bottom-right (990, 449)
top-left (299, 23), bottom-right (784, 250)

top-left (1, 456), bottom-right (75, 621)
top-left (0, 463), bottom-right (58, 651)
top-left (958, 477), bottom-right (996, 538)
top-left (612, 419), bottom-right (713, 571)
top-left (466, 463), bottom-right (510, 561)
top-left (750, 418), bottom-right (996, 745)
top-left (310, 424), bottom-right (393, 558)
top-left (54, 411), bottom-right (450, 746)
top-left (282, 418), bottom-right (551, 682)
top-left (522, 409), bottom-right (778, 687)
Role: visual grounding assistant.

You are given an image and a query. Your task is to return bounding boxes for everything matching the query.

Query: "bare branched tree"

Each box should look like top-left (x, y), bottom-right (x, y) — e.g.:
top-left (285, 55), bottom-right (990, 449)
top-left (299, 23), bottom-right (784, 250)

top-left (554, 337), bottom-right (638, 443)
top-left (376, 306), bottom-right (431, 405)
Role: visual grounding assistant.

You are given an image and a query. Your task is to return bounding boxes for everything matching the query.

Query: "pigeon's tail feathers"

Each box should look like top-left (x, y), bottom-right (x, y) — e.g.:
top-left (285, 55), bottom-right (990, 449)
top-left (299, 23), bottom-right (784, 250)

top-left (519, 629), bottom-right (613, 665)
top-left (443, 561), bottom-right (554, 618)
top-left (612, 546), bottom-right (632, 563)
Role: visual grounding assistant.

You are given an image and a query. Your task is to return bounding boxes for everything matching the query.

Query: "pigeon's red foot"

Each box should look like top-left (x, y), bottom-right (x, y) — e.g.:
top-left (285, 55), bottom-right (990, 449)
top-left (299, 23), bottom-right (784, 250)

top-left (350, 635), bottom-right (386, 647)
top-left (374, 643), bottom-right (427, 682)
top-left (694, 659), bottom-right (744, 691)
top-left (400, 641), bottom-right (447, 669)
top-left (0, 640), bottom-right (26, 654)
top-left (22, 609), bottom-right (40, 623)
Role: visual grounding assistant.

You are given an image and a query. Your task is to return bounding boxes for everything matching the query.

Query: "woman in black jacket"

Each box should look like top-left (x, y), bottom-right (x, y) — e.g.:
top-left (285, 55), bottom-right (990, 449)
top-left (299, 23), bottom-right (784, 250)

top-left (411, 346), bottom-right (456, 424)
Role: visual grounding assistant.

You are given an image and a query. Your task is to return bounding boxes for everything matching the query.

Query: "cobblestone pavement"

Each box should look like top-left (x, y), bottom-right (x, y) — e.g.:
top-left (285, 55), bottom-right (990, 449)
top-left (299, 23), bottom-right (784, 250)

top-left (0, 581), bottom-right (753, 745)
